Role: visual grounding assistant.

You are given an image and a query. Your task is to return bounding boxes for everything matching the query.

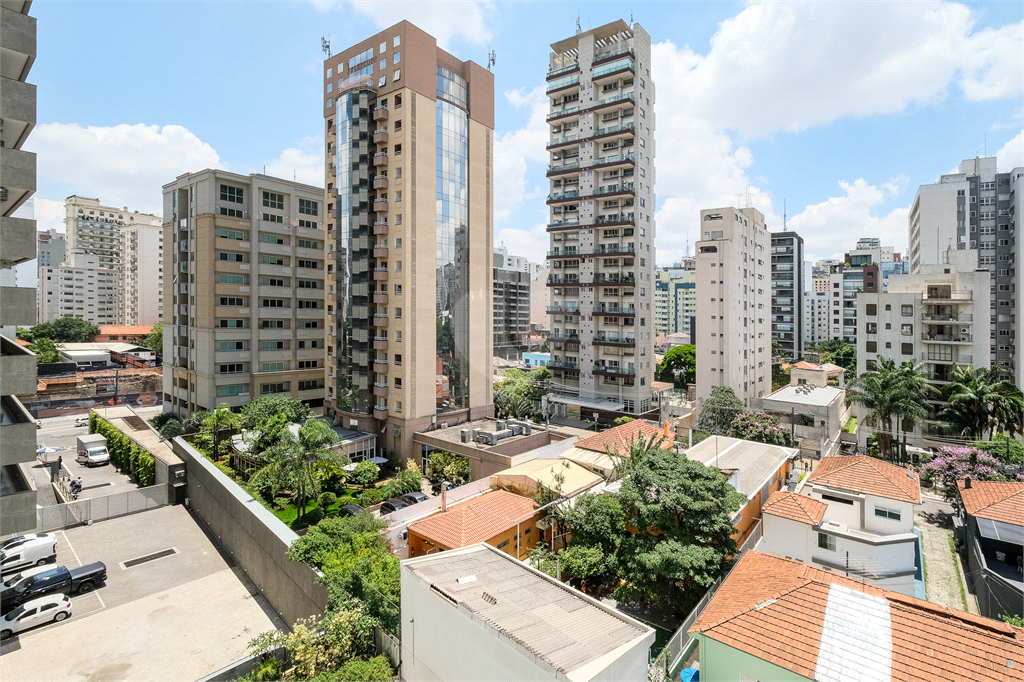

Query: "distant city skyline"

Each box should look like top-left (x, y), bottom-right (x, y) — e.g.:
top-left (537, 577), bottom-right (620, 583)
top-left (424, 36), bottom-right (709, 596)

top-left (18, 0), bottom-right (1024, 268)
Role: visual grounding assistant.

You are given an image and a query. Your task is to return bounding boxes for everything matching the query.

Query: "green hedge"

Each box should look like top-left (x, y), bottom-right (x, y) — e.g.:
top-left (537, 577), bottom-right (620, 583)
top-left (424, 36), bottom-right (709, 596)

top-left (92, 415), bottom-right (156, 487)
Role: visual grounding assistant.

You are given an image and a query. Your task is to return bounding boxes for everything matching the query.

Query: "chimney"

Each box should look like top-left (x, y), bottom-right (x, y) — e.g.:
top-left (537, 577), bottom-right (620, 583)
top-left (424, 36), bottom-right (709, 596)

top-left (964, 475), bottom-right (972, 489)
top-left (441, 487), bottom-right (447, 512)
top-left (663, 421), bottom-right (675, 448)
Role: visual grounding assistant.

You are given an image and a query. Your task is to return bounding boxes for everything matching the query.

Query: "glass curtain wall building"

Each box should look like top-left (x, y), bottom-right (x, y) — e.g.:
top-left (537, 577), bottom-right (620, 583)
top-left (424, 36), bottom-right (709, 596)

top-left (323, 22), bottom-right (494, 464)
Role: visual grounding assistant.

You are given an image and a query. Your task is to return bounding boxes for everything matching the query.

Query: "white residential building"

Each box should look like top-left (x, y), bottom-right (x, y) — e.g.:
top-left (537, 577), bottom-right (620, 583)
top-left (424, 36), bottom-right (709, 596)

top-left (857, 248), bottom-right (990, 448)
top-left (803, 289), bottom-right (830, 347)
top-left (38, 251), bottom-right (119, 325)
top-left (120, 224), bottom-right (164, 326)
top-left (401, 543), bottom-right (655, 682)
top-left (695, 206), bottom-right (771, 407)
top-left (36, 229), bottom-right (65, 268)
top-left (528, 261), bottom-right (549, 329)
top-left (760, 455), bottom-right (922, 596)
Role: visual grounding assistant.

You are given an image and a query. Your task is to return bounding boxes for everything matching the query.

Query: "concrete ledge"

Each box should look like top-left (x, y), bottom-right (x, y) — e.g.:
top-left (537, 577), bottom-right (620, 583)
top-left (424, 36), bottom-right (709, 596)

top-left (0, 394), bottom-right (36, 466)
top-left (0, 285), bottom-right (36, 326)
top-left (0, 462), bottom-right (37, 535)
top-left (0, 215), bottom-right (36, 266)
top-left (0, 334), bottom-right (36, 395)
top-left (0, 6), bottom-right (36, 66)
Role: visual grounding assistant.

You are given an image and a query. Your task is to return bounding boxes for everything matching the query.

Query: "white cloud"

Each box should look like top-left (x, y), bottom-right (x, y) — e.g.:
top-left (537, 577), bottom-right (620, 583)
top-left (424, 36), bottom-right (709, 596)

top-left (662, 1), bottom-right (1024, 138)
top-left (29, 123), bottom-right (223, 215)
top-left (493, 86), bottom-right (550, 221)
top-left (265, 146), bottom-right (324, 187)
top-left (787, 179), bottom-right (911, 261)
top-left (311, 0), bottom-right (492, 50)
top-left (495, 216), bottom-right (550, 266)
top-left (996, 130), bottom-right (1024, 171)
top-left (33, 198), bottom-right (66, 235)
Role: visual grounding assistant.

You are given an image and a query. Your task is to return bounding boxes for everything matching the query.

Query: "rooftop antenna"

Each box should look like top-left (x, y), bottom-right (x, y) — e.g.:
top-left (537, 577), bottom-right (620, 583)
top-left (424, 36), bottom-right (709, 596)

top-left (321, 36), bottom-right (331, 58)
top-left (784, 199), bottom-right (787, 229)
top-left (576, 15), bottom-right (581, 35)
top-left (487, 49), bottom-right (496, 71)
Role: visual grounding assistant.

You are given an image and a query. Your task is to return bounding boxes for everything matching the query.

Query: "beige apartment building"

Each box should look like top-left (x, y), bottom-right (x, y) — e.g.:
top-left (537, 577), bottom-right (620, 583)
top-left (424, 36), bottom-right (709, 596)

top-left (544, 19), bottom-right (657, 420)
top-left (38, 250), bottom-right (119, 324)
top-left (695, 207), bottom-right (771, 407)
top-left (162, 170), bottom-right (327, 416)
top-left (1, 0), bottom-right (40, 535)
top-left (323, 22), bottom-right (494, 463)
top-left (120, 223), bottom-right (164, 325)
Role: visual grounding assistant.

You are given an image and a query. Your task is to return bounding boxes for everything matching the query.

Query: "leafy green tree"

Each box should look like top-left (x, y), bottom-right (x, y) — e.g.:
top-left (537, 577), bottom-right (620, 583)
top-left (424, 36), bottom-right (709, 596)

top-left (493, 367), bottom-right (550, 419)
top-left (141, 322), bottom-right (162, 357)
top-left (938, 364), bottom-right (1023, 441)
top-left (24, 318), bottom-right (100, 343)
top-left (159, 420), bottom-right (184, 440)
top-left (612, 416), bottom-right (635, 426)
top-left (425, 451), bottom-right (471, 485)
top-left (243, 413), bottom-right (291, 458)
top-left (847, 357), bottom-right (933, 462)
top-left (380, 461), bottom-right (423, 498)
top-left (181, 409), bottom-right (210, 435)
top-left (239, 395), bottom-right (312, 430)
top-left (657, 344), bottom-right (695, 385)
top-left (969, 434), bottom-right (1023, 466)
top-left (613, 435), bottom-right (746, 614)
top-left (560, 492), bottom-right (625, 559)
top-left (203, 403), bottom-right (240, 463)
top-left (696, 385), bottom-right (743, 435)
top-left (559, 545), bottom-right (605, 580)
top-left (31, 337), bottom-right (63, 364)
top-left (729, 411), bottom-right (793, 446)
top-left (251, 419), bottom-right (344, 521)
top-left (811, 339), bottom-right (856, 373)
top-left (348, 461), bottom-right (379, 488)
top-left (771, 336), bottom-right (788, 361)
top-left (772, 363), bottom-right (791, 391)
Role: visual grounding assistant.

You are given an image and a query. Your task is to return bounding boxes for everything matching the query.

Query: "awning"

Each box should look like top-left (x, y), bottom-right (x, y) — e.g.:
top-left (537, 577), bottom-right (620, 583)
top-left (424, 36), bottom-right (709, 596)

top-left (976, 517), bottom-right (1024, 545)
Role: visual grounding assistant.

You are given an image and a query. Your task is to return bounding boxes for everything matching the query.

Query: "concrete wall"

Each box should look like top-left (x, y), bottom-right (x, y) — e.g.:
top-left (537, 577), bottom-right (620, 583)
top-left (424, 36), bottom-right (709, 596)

top-left (171, 436), bottom-right (329, 628)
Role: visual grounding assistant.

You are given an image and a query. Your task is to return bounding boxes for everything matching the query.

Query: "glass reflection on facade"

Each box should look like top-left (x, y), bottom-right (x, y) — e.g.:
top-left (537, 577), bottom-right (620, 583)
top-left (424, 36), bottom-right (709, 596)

top-left (435, 68), bottom-right (470, 413)
top-left (335, 90), bottom-right (373, 414)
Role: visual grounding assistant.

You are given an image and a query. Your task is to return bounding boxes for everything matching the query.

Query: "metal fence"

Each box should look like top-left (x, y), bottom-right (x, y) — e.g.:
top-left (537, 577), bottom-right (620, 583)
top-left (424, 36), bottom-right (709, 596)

top-left (37, 484), bottom-right (168, 532)
top-left (646, 520), bottom-right (763, 682)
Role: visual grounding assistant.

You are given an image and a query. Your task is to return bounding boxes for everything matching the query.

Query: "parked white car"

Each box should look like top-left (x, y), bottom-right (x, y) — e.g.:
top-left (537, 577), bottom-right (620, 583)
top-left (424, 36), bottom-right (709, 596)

top-left (0, 594), bottom-right (72, 640)
top-left (0, 534), bottom-right (57, 575)
top-left (74, 416), bottom-right (89, 428)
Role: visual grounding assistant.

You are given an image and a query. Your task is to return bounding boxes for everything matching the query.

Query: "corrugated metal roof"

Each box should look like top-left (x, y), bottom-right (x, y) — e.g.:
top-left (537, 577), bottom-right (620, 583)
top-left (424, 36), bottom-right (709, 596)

top-left (491, 459), bottom-right (604, 497)
top-left (686, 436), bottom-right (795, 498)
top-left (406, 545), bottom-right (652, 677)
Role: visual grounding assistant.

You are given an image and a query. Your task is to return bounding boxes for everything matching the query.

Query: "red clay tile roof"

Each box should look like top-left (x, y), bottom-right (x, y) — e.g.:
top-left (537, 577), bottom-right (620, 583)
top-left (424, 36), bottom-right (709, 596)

top-left (15, 338), bottom-right (31, 347)
top-left (575, 420), bottom-right (670, 454)
top-left (807, 455), bottom-right (921, 504)
top-left (98, 325), bottom-right (153, 336)
top-left (762, 491), bottom-right (828, 525)
top-left (791, 360), bottom-right (820, 370)
top-left (957, 480), bottom-right (1024, 527)
top-left (690, 551), bottom-right (1024, 682)
top-left (408, 490), bottom-right (537, 549)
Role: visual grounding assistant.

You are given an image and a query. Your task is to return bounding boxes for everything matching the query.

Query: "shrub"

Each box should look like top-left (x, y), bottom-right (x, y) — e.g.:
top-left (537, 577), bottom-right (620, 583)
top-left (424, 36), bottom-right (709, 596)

top-left (319, 492), bottom-right (337, 509)
top-left (348, 461), bottom-right (379, 487)
top-left (159, 420), bottom-right (184, 440)
top-left (613, 416), bottom-right (635, 426)
top-left (312, 656), bottom-right (393, 682)
top-left (88, 411), bottom-right (97, 434)
top-left (148, 413), bottom-right (179, 430)
top-left (357, 489), bottom-right (383, 507)
top-left (272, 497), bottom-right (290, 510)
top-left (303, 507), bottom-right (326, 526)
top-left (729, 411), bottom-right (793, 447)
top-left (137, 451), bottom-right (155, 487)
top-left (251, 658), bottom-right (282, 682)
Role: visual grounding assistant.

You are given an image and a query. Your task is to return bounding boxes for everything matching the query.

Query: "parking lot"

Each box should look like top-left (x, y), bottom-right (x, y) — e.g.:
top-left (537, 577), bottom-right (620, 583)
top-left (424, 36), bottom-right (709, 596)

top-left (0, 505), bottom-right (286, 681)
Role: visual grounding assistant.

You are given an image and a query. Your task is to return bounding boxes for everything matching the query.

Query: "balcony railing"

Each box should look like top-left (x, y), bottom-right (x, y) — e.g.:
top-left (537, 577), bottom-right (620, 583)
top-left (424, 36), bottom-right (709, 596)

top-left (547, 161), bottom-right (580, 174)
top-left (547, 276), bottom-right (580, 285)
top-left (546, 105), bottom-right (580, 122)
top-left (593, 334), bottom-right (635, 345)
top-left (592, 364), bottom-right (635, 376)
top-left (547, 360), bottom-right (579, 369)
top-left (547, 248), bottom-right (579, 257)
top-left (593, 45), bottom-right (634, 65)
top-left (594, 305), bottom-right (636, 315)
top-left (593, 122), bottom-right (635, 138)
top-left (592, 152), bottom-right (635, 167)
top-left (547, 219), bottom-right (580, 230)
top-left (547, 74), bottom-right (580, 93)
top-left (593, 182), bottom-right (634, 196)
top-left (589, 91), bottom-right (635, 110)
top-left (922, 333), bottom-right (972, 343)
top-left (547, 62), bottom-right (579, 78)
top-left (592, 58), bottom-right (634, 79)
top-left (547, 133), bottom-right (580, 148)
top-left (594, 273), bottom-right (635, 284)
top-left (923, 313), bottom-right (973, 322)
top-left (547, 304), bottom-right (580, 313)
top-left (593, 242), bottom-right (635, 255)
top-left (546, 333), bottom-right (580, 342)
top-left (547, 189), bottom-right (580, 202)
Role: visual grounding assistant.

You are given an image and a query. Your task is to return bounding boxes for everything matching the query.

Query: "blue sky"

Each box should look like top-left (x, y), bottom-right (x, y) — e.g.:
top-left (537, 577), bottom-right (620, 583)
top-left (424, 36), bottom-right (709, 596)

top-left (22, 0), bottom-right (1024, 269)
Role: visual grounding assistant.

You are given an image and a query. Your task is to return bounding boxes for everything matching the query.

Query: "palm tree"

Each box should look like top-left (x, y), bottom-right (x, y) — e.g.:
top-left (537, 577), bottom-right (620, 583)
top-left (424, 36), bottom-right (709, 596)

top-left (203, 403), bottom-right (240, 463)
top-left (252, 419), bottom-right (344, 521)
top-left (847, 358), bottom-right (934, 462)
top-left (938, 364), bottom-right (1023, 441)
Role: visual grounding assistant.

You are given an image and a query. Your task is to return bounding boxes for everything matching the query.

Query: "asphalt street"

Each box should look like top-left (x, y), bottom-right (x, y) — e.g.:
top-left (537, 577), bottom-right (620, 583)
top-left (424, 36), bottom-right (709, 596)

top-left (35, 405), bottom-right (164, 457)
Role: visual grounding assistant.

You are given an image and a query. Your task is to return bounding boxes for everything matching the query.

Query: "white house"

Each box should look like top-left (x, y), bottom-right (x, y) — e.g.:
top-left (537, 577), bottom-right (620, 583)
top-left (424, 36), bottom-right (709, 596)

top-left (759, 455), bottom-right (921, 596)
top-left (401, 543), bottom-right (655, 682)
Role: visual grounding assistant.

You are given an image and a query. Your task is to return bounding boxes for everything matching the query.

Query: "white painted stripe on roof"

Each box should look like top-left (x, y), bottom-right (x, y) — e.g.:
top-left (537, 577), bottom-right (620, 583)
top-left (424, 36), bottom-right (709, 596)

top-left (815, 583), bottom-right (891, 682)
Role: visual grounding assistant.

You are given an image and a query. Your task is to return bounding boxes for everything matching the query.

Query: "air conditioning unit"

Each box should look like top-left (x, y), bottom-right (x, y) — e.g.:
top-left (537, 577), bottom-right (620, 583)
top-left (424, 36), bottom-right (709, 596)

top-left (439, 423), bottom-right (448, 429)
top-left (960, 327), bottom-right (969, 334)
top-left (960, 336), bottom-right (970, 342)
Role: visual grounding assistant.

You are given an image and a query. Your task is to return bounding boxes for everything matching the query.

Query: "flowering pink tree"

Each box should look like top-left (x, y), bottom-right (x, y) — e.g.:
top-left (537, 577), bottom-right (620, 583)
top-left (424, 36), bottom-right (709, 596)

top-left (729, 411), bottom-right (793, 447)
top-left (925, 446), bottom-right (1005, 502)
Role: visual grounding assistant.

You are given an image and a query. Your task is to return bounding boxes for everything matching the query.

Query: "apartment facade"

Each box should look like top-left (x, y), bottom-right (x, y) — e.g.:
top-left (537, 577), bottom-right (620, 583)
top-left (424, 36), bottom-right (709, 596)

top-left (119, 223), bottom-right (164, 325)
top-left (38, 251), bottom-right (119, 324)
top-left (162, 170), bottom-right (327, 417)
top-left (528, 260), bottom-right (549, 329)
top-left (323, 21), bottom-right (494, 463)
top-left (1, 0), bottom-right (40, 535)
top-left (493, 251), bottom-right (530, 360)
top-left (695, 207), bottom-right (771, 406)
top-left (545, 19), bottom-right (657, 419)
top-left (654, 267), bottom-right (696, 338)
top-left (769, 231), bottom-right (803, 359)
top-left (36, 228), bottom-right (64, 268)
top-left (856, 249), bottom-right (990, 447)
top-left (909, 156), bottom-right (1021, 386)
top-left (804, 289), bottom-right (830, 347)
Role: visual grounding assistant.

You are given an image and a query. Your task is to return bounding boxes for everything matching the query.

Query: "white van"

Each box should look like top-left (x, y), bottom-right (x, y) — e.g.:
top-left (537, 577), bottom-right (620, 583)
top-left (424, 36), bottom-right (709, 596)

top-left (0, 535), bottom-right (57, 575)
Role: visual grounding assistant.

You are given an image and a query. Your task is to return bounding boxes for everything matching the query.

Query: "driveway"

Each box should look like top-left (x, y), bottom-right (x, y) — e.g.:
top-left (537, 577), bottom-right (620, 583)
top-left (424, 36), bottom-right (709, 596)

top-left (0, 505), bottom-right (285, 681)
top-left (915, 493), bottom-right (976, 613)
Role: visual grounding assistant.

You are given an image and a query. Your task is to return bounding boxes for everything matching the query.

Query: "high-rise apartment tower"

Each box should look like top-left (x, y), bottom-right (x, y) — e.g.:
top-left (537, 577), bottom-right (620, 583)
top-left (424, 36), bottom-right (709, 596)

top-left (769, 231), bottom-right (803, 359)
top-left (323, 22), bottom-right (494, 462)
top-left (545, 19), bottom-right (657, 418)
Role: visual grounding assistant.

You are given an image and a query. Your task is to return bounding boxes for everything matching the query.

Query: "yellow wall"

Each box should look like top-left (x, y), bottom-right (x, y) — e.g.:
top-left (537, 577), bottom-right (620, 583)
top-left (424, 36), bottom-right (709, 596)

top-left (408, 512), bottom-right (543, 561)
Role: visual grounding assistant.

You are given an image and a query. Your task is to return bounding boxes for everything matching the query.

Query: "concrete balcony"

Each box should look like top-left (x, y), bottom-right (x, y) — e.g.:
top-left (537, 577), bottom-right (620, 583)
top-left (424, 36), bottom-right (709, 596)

top-left (0, 395), bottom-right (35, 467)
top-left (373, 406), bottom-right (389, 420)
top-left (0, 335), bottom-right (36, 396)
top-left (372, 314), bottom-right (389, 327)
top-left (373, 175), bottom-right (389, 190)
top-left (0, 285), bottom-right (36, 326)
top-left (0, 7), bottom-right (36, 80)
top-left (373, 384), bottom-right (389, 397)
top-left (373, 129), bottom-right (389, 145)
top-left (373, 359), bottom-right (389, 374)
top-left (373, 153), bottom-right (389, 167)
top-left (373, 267), bottom-right (389, 281)
top-left (373, 337), bottom-right (389, 350)
top-left (372, 107), bottom-right (389, 122)
top-left (0, 216), bottom-right (35, 268)
top-left (373, 222), bottom-right (389, 235)
top-left (0, 146), bottom-right (36, 215)
top-left (373, 199), bottom-right (389, 213)
top-left (0, 464), bottom-right (37, 536)
top-left (373, 246), bottom-right (389, 259)
top-left (373, 293), bottom-right (389, 305)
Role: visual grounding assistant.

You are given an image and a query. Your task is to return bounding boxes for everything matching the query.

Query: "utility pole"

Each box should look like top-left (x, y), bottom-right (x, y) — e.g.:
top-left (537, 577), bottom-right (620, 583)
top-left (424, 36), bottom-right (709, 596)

top-left (845, 551), bottom-right (849, 577)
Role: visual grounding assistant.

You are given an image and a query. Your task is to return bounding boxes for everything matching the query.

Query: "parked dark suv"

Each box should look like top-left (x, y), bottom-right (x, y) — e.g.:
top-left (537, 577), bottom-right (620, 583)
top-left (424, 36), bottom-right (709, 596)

top-left (379, 498), bottom-right (408, 516)
top-left (401, 492), bottom-right (428, 506)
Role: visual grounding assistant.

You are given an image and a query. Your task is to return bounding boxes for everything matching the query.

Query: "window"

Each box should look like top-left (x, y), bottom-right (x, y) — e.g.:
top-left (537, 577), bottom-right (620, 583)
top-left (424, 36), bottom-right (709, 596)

top-left (261, 277), bottom-right (285, 286)
top-left (865, 303), bottom-right (876, 316)
top-left (217, 384), bottom-right (248, 397)
top-left (300, 320), bottom-right (320, 329)
top-left (218, 274), bottom-right (245, 284)
top-left (297, 300), bottom-right (318, 309)
top-left (261, 234), bottom-right (285, 245)
top-left (874, 507), bottom-right (901, 521)
top-left (297, 239), bottom-right (318, 249)
top-left (219, 229), bottom-right (245, 240)
top-left (219, 297), bottom-right (245, 306)
top-left (219, 363), bottom-right (244, 374)
top-left (260, 255), bottom-right (285, 265)
top-left (395, 307), bottom-right (402, 319)
top-left (298, 199), bottom-right (318, 216)
top-left (818, 533), bottom-right (836, 551)
top-left (901, 324), bottom-right (913, 336)
top-left (262, 213), bottom-right (283, 223)
top-left (298, 360), bottom-right (318, 369)
top-left (297, 259), bottom-right (318, 269)
top-left (219, 252), bottom-right (244, 262)
top-left (394, 284), bottom-right (402, 295)
top-left (261, 383), bottom-right (288, 395)
top-left (261, 340), bottom-right (286, 350)
top-left (220, 185), bottom-right (243, 203)
top-left (901, 343), bottom-right (913, 355)
top-left (262, 299), bottom-right (285, 307)
top-left (219, 341), bottom-right (244, 351)
top-left (297, 280), bottom-right (318, 289)
top-left (298, 219), bottom-right (317, 229)
top-left (261, 362), bottom-right (285, 372)
top-left (261, 320), bottom-right (287, 329)
top-left (866, 341), bottom-right (877, 353)
top-left (218, 319), bottom-right (244, 329)
top-left (866, 323), bottom-right (877, 334)
top-left (297, 380), bottom-right (323, 391)
top-left (395, 237), bottom-right (402, 248)
top-left (262, 192), bottom-right (284, 209)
